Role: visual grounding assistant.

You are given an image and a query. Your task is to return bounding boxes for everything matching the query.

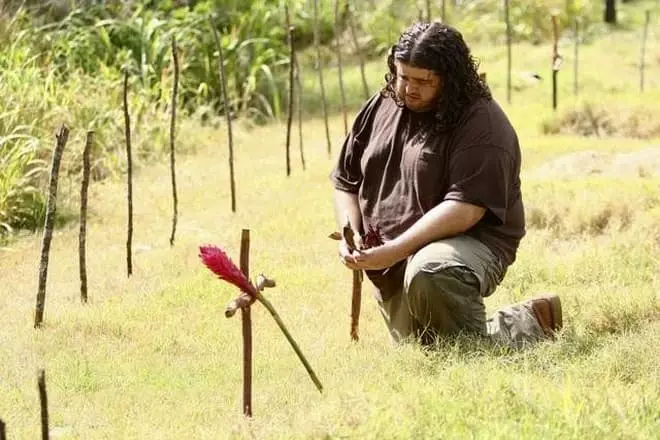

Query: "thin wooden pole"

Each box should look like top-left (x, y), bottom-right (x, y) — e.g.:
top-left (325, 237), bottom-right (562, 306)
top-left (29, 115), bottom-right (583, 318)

top-left (441, 0), bottom-right (446, 23)
top-left (313, 0), bottom-right (332, 157)
top-left (211, 18), bottom-right (237, 212)
top-left (34, 125), bottom-right (69, 328)
top-left (239, 229), bottom-right (252, 417)
top-left (551, 14), bottom-right (560, 111)
top-left (425, 0), bottom-right (432, 22)
top-left (0, 418), bottom-right (5, 440)
top-left (79, 130), bottom-right (93, 304)
top-left (640, 10), bottom-right (650, 93)
top-left (169, 36), bottom-right (180, 245)
top-left (123, 70), bottom-right (134, 276)
top-left (574, 18), bottom-right (579, 96)
top-left (294, 57), bottom-right (306, 170)
top-left (335, 0), bottom-right (348, 136)
top-left (285, 6), bottom-right (294, 176)
top-left (38, 370), bottom-right (49, 440)
top-left (505, 0), bottom-right (512, 104)
top-left (347, 5), bottom-right (370, 100)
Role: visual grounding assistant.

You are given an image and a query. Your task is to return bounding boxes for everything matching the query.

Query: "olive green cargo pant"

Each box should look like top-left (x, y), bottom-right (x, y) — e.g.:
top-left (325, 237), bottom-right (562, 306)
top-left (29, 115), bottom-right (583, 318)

top-left (377, 235), bottom-right (546, 347)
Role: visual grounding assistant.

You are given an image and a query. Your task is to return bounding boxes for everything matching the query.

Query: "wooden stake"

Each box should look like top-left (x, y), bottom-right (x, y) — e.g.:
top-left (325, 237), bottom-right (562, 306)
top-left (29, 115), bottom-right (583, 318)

top-left (38, 370), bottom-right (49, 440)
top-left (425, 0), bottom-right (432, 22)
top-left (551, 14), bottom-right (560, 111)
top-left (347, 4), bottom-right (370, 100)
top-left (123, 70), bottom-right (134, 276)
top-left (285, 6), bottom-right (294, 176)
top-left (239, 229), bottom-right (252, 417)
top-left (169, 36), bottom-right (180, 245)
top-left (211, 18), bottom-right (237, 212)
top-left (0, 417), bottom-right (6, 440)
top-left (312, 0), bottom-right (332, 157)
top-left (34, 125), bottom-right (69, 328)
top-left (334, 0), bottom-right (349, 136)
top-left (640, 10), bottom-right (650, 93)
top-left (294, 57), bottom-right (306, 171)
top-left (79, 130), bottom-right (93, 304)
top-left (504, 0), bottom-right (512, 104)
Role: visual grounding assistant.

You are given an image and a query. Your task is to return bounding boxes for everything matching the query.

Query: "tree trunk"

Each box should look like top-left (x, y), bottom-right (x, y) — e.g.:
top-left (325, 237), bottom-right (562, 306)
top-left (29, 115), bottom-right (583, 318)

top-left (604, 0), bottom-right (617, 24)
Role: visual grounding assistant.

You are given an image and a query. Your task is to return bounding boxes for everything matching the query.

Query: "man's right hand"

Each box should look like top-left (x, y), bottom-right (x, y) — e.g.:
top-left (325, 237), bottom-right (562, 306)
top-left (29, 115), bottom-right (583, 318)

top-left (338, 233), bottom-right (362, 270)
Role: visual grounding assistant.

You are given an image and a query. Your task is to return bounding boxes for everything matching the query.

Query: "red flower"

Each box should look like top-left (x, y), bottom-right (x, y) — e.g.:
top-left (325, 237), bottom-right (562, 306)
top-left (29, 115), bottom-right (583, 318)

top-left (362, 224), bottom-right (384, 249)
top-left (199, 245), bottom-right (256, 297)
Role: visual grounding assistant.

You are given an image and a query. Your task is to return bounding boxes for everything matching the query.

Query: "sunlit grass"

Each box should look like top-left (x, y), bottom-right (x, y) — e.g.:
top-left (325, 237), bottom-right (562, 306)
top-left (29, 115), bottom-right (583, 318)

top-left (1, 4), bottom-right (659, 439)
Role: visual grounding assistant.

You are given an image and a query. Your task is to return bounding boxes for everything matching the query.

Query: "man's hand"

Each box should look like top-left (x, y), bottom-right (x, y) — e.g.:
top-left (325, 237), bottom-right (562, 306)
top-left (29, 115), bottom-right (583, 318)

top-left (351, 241), bottom-right (405, 271)
top-left (338, 232), bottom-right (362, 270)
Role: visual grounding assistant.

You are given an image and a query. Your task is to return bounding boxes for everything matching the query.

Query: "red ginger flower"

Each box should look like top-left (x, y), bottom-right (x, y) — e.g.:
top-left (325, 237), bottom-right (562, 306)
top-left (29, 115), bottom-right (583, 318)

top-left (199, 245), bottom-right (257, 297)
top-left (362, 224), bottom-right (384, 249)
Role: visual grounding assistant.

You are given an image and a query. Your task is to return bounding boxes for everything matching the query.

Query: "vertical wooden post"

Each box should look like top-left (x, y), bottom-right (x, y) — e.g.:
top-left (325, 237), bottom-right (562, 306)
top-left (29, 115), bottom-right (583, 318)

top-left (441, 0), bottom-right (446, 23)
top-left (573, 18), bottom-right (579, 96)
top-left (239, 229), bottom-right (252, 417)
top-left (211, 18), bottom-right (237, 212)
top-left (313, 0), bottom-right (332, 157)
top-left (123, 70), bottom-right (134, 276)
top-left (504, 0), bottom-right (512, 104)
top-left (334, 0), bottom-right (348, 136)
top-left (34, 125), bottom-right (69, 328)
top-left (285, 6), bottom-right (295, 176)
top-left (425, 0), bottom-right (432, 22)
top-left (347, 4), bottom-right (370, 100)
top-left (169, 35), bottom-right (180, 245)
top-left (38, 370), bottom-right (49, 440)
top-left (640, 10), bottom-right (650, 93)
top-left (79, 130), bottom-right (93, 304)
top-left (551, 14), bottom-right (560, 111)
top-left (294, 57), bottom-right (306, 171)
top-left (0, 417), bottom-right (6, 440)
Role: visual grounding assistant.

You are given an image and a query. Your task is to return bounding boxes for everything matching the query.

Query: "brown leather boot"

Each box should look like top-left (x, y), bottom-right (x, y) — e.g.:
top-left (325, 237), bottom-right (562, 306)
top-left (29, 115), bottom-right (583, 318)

top-left (528, 294), bottom-right (563, 338)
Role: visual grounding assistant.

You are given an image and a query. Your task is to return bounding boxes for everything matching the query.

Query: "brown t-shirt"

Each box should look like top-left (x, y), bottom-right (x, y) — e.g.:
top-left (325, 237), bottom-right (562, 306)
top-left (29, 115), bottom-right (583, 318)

top-left (331, 93), bottom-right (525, 299)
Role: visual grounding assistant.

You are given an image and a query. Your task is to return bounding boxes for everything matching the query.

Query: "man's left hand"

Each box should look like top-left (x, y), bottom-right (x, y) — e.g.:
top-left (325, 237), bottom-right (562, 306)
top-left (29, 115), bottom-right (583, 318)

top-left (351, 241), bottom-right (406, 271)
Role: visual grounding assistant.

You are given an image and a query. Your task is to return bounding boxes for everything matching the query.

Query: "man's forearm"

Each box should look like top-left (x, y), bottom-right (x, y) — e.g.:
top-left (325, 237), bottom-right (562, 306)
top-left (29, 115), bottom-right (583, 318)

top-left (334, 190), bottom-right (363, 235)
top-left (391, 200), bottom-right (485, 258)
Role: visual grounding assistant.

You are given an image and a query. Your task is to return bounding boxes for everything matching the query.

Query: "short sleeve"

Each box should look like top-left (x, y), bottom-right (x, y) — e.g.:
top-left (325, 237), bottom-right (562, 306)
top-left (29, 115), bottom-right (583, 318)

top-left (443, 145), bottom-right (513, 225)
top-left (330, 94), bottom-right (382, 193)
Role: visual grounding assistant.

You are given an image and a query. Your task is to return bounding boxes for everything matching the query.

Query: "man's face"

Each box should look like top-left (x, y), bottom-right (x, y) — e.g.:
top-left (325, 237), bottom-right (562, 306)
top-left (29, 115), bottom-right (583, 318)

top-left (394, 60), bottom-right (443, 112)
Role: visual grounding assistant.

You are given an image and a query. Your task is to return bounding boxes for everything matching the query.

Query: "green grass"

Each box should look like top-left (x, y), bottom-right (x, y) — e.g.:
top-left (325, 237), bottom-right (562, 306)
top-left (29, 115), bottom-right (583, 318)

top-left (1, 7), bottom-right (660, 439)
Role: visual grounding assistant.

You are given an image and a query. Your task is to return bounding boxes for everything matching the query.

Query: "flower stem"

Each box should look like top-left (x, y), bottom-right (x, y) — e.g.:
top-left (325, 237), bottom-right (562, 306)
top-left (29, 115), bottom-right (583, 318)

top-left (256, 292), bottom-right (323, 393)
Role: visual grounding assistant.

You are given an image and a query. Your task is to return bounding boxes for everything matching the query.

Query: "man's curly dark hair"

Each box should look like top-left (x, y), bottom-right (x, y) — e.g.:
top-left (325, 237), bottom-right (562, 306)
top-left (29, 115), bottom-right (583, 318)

top-left (381, 22), bottom-right (491, 133)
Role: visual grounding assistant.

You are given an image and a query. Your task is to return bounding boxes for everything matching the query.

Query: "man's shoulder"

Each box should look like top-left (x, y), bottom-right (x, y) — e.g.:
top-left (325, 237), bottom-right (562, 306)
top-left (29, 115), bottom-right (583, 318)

top-left (450, 98), bottom-right (518, 154)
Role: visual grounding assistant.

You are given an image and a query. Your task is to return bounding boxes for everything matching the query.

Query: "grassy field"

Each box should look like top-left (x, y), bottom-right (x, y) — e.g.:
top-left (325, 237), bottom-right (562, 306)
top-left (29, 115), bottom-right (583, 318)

top-left (1, 11), bottom-right (660, 439)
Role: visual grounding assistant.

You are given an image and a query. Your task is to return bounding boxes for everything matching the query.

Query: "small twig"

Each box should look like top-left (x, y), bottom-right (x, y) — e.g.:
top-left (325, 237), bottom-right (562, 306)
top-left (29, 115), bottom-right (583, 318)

top-left (34, 125), bottom-right (69, 328)
top-left (38, 369), bottom-right (49, 440)
top-left (79, 130), bottom-right (93, 304)
top-left (169, 35), bottom-right (180, 246)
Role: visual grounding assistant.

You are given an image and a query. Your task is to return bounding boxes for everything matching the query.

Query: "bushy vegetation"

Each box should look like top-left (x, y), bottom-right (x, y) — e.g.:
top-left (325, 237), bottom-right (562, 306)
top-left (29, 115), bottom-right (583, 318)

top-left (0, 0), bottom-right (651, 239)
